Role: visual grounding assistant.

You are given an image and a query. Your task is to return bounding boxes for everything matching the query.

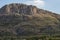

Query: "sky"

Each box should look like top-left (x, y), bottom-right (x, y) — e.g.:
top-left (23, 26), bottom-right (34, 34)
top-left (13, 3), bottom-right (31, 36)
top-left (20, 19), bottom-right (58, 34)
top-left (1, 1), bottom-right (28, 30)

top-left (0, 0), bottom-right (60, 14)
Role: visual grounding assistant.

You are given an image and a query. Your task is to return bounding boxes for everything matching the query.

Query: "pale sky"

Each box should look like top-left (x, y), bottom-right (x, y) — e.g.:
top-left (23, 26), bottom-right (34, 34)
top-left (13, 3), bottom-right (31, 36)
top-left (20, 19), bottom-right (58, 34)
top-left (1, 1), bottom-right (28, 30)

top-left (0, 0), bottom-right (60, 14)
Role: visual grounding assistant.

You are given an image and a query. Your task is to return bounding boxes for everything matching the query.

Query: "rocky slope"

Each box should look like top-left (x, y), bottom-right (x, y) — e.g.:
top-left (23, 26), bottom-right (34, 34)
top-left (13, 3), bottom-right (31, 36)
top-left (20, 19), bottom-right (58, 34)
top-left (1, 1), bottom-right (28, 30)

top-left (0, 3), bottom-right (60, 36)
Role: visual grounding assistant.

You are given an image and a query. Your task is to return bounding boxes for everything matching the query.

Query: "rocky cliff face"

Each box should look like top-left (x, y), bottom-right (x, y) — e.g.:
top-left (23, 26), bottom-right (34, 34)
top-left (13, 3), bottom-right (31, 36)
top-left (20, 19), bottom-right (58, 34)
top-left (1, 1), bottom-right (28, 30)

top-left (0, 3), bottom-right (38, 15)
top-left (0, 3), bottom-right (60, 36)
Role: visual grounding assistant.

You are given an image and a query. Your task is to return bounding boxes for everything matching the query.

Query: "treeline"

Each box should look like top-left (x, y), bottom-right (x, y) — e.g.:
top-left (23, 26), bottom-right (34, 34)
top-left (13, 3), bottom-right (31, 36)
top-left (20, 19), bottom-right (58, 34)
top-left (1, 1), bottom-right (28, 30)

top-left (0, 35), bottom-right (60, 40)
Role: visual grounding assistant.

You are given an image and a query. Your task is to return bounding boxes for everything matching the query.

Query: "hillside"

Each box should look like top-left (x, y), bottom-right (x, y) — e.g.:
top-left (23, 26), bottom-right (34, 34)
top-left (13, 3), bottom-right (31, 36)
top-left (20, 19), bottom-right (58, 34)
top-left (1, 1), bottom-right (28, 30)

top-left (0, 3), bottom-right (60, 37)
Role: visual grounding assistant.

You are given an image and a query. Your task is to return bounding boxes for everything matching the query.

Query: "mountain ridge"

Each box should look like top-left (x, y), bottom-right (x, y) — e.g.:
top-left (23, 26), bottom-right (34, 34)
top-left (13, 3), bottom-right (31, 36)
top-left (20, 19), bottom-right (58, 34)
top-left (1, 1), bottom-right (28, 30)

top-left (0, 3), bottom-right (60, 15)
top-left (0, 3), bottom-right (60, 36)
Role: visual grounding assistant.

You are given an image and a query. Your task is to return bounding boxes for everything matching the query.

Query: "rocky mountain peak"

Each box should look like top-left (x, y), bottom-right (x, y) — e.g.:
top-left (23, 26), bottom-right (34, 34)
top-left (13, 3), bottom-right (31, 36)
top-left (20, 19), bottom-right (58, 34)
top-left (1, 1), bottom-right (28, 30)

top-left (0, 3), bottom-right (60, 38)
top-left (0, 3), bottom-right (38, 15)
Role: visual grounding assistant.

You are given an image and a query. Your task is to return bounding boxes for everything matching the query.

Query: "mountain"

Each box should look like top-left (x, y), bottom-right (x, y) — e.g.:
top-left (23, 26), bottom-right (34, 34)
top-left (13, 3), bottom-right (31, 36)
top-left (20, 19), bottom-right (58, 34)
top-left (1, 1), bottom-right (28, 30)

top-left (0, 3), bottom-right (60, 37)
